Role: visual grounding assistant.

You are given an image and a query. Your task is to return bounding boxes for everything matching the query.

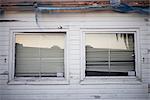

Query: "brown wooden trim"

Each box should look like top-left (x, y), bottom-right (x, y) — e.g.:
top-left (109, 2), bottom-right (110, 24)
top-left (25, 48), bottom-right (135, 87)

top-left (0, 0), bottom-right (149, 11)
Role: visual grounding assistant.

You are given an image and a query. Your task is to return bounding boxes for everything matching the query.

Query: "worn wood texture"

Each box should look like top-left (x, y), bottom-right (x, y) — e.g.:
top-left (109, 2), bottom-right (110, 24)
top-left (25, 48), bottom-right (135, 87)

top-left (0, 11), bottom-right (149, 100)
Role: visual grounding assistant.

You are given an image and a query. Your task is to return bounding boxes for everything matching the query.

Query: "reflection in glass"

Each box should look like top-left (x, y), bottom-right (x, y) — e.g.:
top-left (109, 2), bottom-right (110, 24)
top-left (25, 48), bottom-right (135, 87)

top-left (85, 33), bottom-right (135, 76)
top-left (15, 33), bottom-right (65, 77)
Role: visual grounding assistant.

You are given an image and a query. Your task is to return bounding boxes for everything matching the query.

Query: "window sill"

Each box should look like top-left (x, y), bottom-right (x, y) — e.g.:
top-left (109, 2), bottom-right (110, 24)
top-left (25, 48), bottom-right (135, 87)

top-left (8, 77), bottom-right (69, 85)
top-left (80, 76), bottom-right (142, 85)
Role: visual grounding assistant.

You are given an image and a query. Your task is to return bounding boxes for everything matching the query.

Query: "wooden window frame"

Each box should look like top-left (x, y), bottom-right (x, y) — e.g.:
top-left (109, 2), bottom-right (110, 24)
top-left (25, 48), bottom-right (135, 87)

top-left (8, 29), bottom-right (69, 85)
top-left (80, 28), bottom-right (141, 84)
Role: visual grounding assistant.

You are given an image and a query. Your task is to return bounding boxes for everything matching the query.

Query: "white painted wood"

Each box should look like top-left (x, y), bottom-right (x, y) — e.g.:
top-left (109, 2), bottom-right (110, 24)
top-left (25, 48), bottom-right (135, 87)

top-left (0, 84), bottom-right (148, 90)
top-left (0, 75), bottom-right (8, 80)
top-left (0, 46), bottom-right (8, 50)
top-left (0, 11), bottom-right (149, 100)
top-left (0, 80), bottom-right (8, 85)
top-left (0, 95), bottom-right (148, 100)
top-left (0, 86), bottom-right (148, 94)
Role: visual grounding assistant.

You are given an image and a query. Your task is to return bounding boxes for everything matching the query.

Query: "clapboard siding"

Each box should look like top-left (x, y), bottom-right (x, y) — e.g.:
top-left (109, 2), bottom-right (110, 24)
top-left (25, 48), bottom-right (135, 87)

top-left (0, 89), bottom-right (147, 94)
top-left (68, 29), bottom-right (81, 84)
top-left (141, 21), bottom-right (150, 84)
top-left (0, 96), bottom-right (148, 100)
top-left (0, 11), bottom-right (149, 100)
top-left (0, 22), bottom-right (147, 27)
top-left (1, 13), bottom-right (146, 19)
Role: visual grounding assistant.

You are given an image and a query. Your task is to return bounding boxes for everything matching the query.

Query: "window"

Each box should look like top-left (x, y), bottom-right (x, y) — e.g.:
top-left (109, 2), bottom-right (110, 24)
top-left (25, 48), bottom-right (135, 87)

top-left (85, 33), bottom-right (135, 77)
top-left (9, 30), bottom-right (69, 84)
top-left (14, 33), bottom-right (65, 78)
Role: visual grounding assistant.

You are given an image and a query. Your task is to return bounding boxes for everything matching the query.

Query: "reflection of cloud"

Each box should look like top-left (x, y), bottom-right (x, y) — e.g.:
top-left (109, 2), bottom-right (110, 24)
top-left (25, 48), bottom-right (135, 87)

top-left (86, 45), bottom-right (93, 48)
top-left (86, 34), bottom-right (133, 50)
top-left (51, 45), bottom-right (61, 49)
top-left (16, 43), bottom-right (63, 50)
top-left (16, 34), bottom-right (65, 49)
top-left (85, 45), bottom-right (132, 51)
top-left (16, 43), bottom-right (23, 48)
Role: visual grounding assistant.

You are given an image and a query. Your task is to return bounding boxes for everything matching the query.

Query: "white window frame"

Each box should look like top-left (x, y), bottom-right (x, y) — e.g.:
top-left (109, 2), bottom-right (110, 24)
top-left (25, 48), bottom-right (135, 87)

top-left (80, 28), bottom-right (141, 84)
top-left (9, 29), bottom-right (69, 85)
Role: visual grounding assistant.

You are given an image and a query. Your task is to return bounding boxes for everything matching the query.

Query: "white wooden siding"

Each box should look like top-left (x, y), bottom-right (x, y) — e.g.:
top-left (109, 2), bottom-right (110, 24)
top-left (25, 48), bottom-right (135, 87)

top-left (0, 11), bottom-right (149, 100)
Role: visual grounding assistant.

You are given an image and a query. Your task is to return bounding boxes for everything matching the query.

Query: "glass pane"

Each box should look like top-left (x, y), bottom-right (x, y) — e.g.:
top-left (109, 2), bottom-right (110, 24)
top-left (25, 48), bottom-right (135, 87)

top-left (40, 34), bottom-right (64, 77)
top-left (15, 33), bottom-right (65, 77)
top-left (85, 33), bottom-right (135, 76)
top-left (110, 34), bottom-right (135, 76)
top-left (15, 35), bottom-right (41, 77)
top-left (85, 34), bottom-right (109, 76)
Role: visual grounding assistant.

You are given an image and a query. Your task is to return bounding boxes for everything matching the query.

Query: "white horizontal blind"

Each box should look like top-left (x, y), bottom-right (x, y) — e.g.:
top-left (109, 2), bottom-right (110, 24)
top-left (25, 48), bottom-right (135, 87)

top-left (15, 33), bottom-right (65, 77)
top-left (85, 33), bottom-right (135, 76)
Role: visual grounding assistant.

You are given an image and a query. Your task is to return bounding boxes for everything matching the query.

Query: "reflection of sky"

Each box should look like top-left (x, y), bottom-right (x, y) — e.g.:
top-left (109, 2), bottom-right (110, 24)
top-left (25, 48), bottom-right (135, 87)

top-left (16, 34), bottom-right (65, 49)
top-left (86, 34), bottom-right (131, 50)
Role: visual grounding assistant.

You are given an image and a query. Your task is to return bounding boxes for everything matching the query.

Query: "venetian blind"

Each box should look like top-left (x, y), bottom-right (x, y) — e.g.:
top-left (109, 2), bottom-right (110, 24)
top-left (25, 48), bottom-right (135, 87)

top-left (15, 33), bottom-right (65, 77)
top-left (85, 33), bottom-right (135, 76)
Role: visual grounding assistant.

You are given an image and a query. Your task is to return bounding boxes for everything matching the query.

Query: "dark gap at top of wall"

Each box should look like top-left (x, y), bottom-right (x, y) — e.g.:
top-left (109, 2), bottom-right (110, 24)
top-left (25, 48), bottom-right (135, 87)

top-left (0, 20), bottom-right (20, 22)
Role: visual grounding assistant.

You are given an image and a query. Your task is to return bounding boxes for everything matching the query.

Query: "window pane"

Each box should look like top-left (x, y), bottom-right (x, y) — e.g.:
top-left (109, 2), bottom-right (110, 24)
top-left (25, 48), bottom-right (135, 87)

top-left (85, 34), bottom-right (109, 76)
top-left (85, 33), bottom-right (135, 76)
top-left (15, 33), bottom-right (65, 77)
top-left (110, 34), bottom-right (135, 76)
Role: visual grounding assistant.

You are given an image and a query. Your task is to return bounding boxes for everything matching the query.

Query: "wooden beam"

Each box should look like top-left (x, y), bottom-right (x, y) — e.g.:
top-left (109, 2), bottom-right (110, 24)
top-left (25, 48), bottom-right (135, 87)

top-left (0, 0), bottom-right (149, 6)
top-left (0, 0), bottom-right (149, 11)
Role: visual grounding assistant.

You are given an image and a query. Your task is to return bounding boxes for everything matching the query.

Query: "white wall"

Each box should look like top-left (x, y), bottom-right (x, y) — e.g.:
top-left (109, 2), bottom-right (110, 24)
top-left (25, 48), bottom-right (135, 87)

top-left (0, 11), bottom-right (150, 100)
